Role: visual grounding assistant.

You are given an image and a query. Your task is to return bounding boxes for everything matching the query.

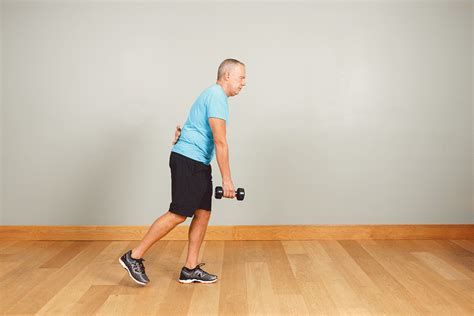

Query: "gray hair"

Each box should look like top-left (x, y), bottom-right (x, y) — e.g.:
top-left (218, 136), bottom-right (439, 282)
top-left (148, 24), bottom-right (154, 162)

top-left (217, 59), bottom-right (245, 80)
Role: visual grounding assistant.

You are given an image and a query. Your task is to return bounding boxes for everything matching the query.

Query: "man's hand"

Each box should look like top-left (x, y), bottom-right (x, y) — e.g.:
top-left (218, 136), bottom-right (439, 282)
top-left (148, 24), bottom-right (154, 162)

top-left (222, 179), bottom-right (236, 199)
top-left (172, 125), bottom-right (181, 145)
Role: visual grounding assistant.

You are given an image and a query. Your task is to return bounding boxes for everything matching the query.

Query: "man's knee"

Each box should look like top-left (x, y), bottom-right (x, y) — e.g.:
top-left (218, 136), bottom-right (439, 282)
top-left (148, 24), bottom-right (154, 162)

top-left (194, 209), bottom-right (211, 221)
top-left (168, 211), bottom-right (187, 224)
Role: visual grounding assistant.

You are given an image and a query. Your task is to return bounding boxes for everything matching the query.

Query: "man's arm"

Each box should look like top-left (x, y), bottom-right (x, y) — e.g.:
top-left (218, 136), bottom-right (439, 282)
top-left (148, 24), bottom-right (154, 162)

top-left (209, 118), bottom-right (236, 198)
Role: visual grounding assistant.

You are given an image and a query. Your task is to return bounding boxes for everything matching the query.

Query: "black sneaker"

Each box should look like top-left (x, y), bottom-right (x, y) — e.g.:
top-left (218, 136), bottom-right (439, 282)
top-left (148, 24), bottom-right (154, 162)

top-left (119, 250), bottom-right (150, 285)
top-left (178, 263), bottom-right (218, 284)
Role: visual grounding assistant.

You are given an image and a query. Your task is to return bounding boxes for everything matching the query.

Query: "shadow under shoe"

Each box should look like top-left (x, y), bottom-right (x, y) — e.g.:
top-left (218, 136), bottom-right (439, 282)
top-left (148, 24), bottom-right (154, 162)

top-left (178, 263), bottom-right (218, 284)
top-left (119, 250), bottom-right (150, 285)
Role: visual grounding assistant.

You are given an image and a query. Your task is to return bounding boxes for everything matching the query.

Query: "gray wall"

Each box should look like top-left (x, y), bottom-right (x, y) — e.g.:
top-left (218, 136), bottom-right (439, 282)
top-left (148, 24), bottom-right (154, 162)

top-left (1, 0), bottom-right (472, 225)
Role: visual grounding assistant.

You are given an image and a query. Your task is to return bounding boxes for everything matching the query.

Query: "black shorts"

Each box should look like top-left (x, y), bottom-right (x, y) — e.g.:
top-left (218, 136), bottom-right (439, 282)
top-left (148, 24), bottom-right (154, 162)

top-left (168, 151), bottom-right (213, 217)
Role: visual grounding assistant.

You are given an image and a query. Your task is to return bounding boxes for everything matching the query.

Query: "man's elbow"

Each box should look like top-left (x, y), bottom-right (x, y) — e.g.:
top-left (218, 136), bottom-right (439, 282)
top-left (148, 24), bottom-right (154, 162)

top-left (214, 138), bottom-right (227, 147)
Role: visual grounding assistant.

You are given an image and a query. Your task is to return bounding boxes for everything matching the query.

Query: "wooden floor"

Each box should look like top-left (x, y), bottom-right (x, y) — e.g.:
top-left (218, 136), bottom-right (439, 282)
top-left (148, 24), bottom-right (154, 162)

top-left (0, 240), bottom-right (472, 315)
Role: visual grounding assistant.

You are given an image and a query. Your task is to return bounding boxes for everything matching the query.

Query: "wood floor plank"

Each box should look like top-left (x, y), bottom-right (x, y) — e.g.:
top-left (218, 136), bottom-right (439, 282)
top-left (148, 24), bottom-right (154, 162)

top-left (450, 279), bottom-right (474, 303)
top-left (403, 259), bottom-right (473, 314)
top-left (95, 294), bottom-right (136, 315)
top-left (339, 240), bottom-right (429, 314)
top-left (96, 240), bottom-right (185, 314)
top-left (370, 240), bottom-right (460, 314)
top-left (399, 240), bottom-right (474, 276)
top-left (277, 294), bottom-right (310, 315)
top-left (310, 241), bottom-right (372, 315)
top-left (6, 241), bottom-right (111, 314)
top-left (298, 241), bottom-right (370, 314)
top-left (218, 241), bottom-right (249, 315)
top-left (432, 240), bottom-right (474, 274)
top-left (40, 240), bottom-right (95, 268)
top-left (108, 240), bottom-right (184, 314)
top-left (0, 241), bottom-right (73, 313)
top-left (362, 240), bottom-right (473, 315)
top-left (0, 241), bottom-right (70, 283)
top-left (188, 241), bottom-right (225, 315)
top-left (155, 240), bottom-right (194, 315)
top-left (0, 260), bottom-right (18, 280)
top-left (242, 240), bottom-right (266, 263)
top-left (440, 240), bottom-right (474, 257)
top-left (262, 241), bottom-right (301, 295)
top-left (1, 239), bottom-right (472, 315)
top-left (286, 252), bottom-right (338, 314)
top-left (0, 241), bottom-right (20, 252)
top-left (281, 240), bottom-right (306, 254)
top-left (246, 242), bottom-right (309, 315)
top-left (411, 251), bottom-right (470, 280)
top-left (1, 267), bottom-right (58, 313)
top-left (69, 284), bottom-right (116, 315)
top-left (36, 241), bottom-right (131, 315)
top-left (246, 261), bottom-right (281, 314)
top-left (320, 240), bottom-right (390, 315)
top-left (451, 240), bottom-right (474, 253)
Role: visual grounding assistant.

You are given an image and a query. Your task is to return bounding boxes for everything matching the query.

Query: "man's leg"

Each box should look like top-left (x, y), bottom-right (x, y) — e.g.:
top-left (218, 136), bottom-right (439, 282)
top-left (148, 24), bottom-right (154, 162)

top-left (131, 211), bottom-right (187, 259)
top-left (184, 209), bottom-right (211, 269)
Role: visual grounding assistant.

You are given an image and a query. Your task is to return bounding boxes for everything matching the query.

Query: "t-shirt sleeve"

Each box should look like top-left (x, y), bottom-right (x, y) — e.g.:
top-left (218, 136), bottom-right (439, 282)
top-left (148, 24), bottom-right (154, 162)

top-left (206, 91), bottom-right (228, 121)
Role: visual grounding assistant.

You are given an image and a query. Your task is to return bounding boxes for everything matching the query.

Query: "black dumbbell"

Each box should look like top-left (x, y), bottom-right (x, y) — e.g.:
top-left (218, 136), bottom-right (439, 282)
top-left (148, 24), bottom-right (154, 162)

top-left (215, 186), bottom-right (245, 201)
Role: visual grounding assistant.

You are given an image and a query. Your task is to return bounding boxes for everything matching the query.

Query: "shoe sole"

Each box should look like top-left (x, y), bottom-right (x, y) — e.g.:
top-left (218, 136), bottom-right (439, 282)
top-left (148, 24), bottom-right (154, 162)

top-left (178, 278), bottom-right (218, 284)
top-left (118, 258), bottom-right (148, 286)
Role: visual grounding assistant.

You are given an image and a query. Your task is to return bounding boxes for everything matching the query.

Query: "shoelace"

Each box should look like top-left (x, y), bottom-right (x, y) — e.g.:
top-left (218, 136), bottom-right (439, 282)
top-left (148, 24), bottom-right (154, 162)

top-left (194, 263), bottom-right (212, 277)
top-left (185, 263), bottom-right (206, 271)
top-left (132, 258), bottom-right (146, 273)
top-left (195, 263), bottom-right (205, 269)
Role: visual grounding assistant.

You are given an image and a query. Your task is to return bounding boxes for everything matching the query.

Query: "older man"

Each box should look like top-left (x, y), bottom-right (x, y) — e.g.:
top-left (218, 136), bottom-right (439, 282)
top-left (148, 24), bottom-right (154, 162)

top-left (119, 59), bottom-right (246, 285)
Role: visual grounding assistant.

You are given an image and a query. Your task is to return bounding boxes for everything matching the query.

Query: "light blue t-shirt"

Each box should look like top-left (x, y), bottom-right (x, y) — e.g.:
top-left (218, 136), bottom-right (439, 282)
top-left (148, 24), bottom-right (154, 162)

top-left (172, 83), bottom-right (229, 165)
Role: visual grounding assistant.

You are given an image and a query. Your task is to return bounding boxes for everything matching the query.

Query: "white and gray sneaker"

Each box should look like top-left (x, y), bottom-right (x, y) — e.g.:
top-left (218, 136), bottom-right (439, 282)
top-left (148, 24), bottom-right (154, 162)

top-left (119, 250), bottom-right (150, 286)
top-left (178, 263), bottom-right (218, 284)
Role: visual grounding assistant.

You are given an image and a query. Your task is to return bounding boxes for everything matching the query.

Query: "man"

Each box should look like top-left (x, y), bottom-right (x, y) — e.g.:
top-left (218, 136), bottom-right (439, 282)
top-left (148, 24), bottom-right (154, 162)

top-left (119, 59), bottom-right (246, 285)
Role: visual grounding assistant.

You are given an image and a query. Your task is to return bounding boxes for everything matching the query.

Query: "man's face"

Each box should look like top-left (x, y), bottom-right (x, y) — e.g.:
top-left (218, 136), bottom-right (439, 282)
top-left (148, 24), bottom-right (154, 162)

top-left (228, 65), bottom-right (246, 97)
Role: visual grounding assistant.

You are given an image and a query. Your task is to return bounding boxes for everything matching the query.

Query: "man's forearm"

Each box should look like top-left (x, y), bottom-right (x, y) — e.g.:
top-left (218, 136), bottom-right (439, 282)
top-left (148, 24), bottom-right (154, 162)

top-left (215, 142), bottom-right (232, 181)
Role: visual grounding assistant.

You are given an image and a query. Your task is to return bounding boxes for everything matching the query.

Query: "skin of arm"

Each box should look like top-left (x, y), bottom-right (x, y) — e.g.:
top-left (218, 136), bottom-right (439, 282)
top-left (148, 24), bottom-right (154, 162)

top-left (209, 117), bottom-right (236, 198)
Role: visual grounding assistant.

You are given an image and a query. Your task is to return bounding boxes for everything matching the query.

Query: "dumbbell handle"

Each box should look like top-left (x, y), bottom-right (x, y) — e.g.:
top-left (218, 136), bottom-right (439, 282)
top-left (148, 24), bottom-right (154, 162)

top-left (219, 189), bottom-right (240, 194)
top-left (215, 186), bottom-right (245, 200)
